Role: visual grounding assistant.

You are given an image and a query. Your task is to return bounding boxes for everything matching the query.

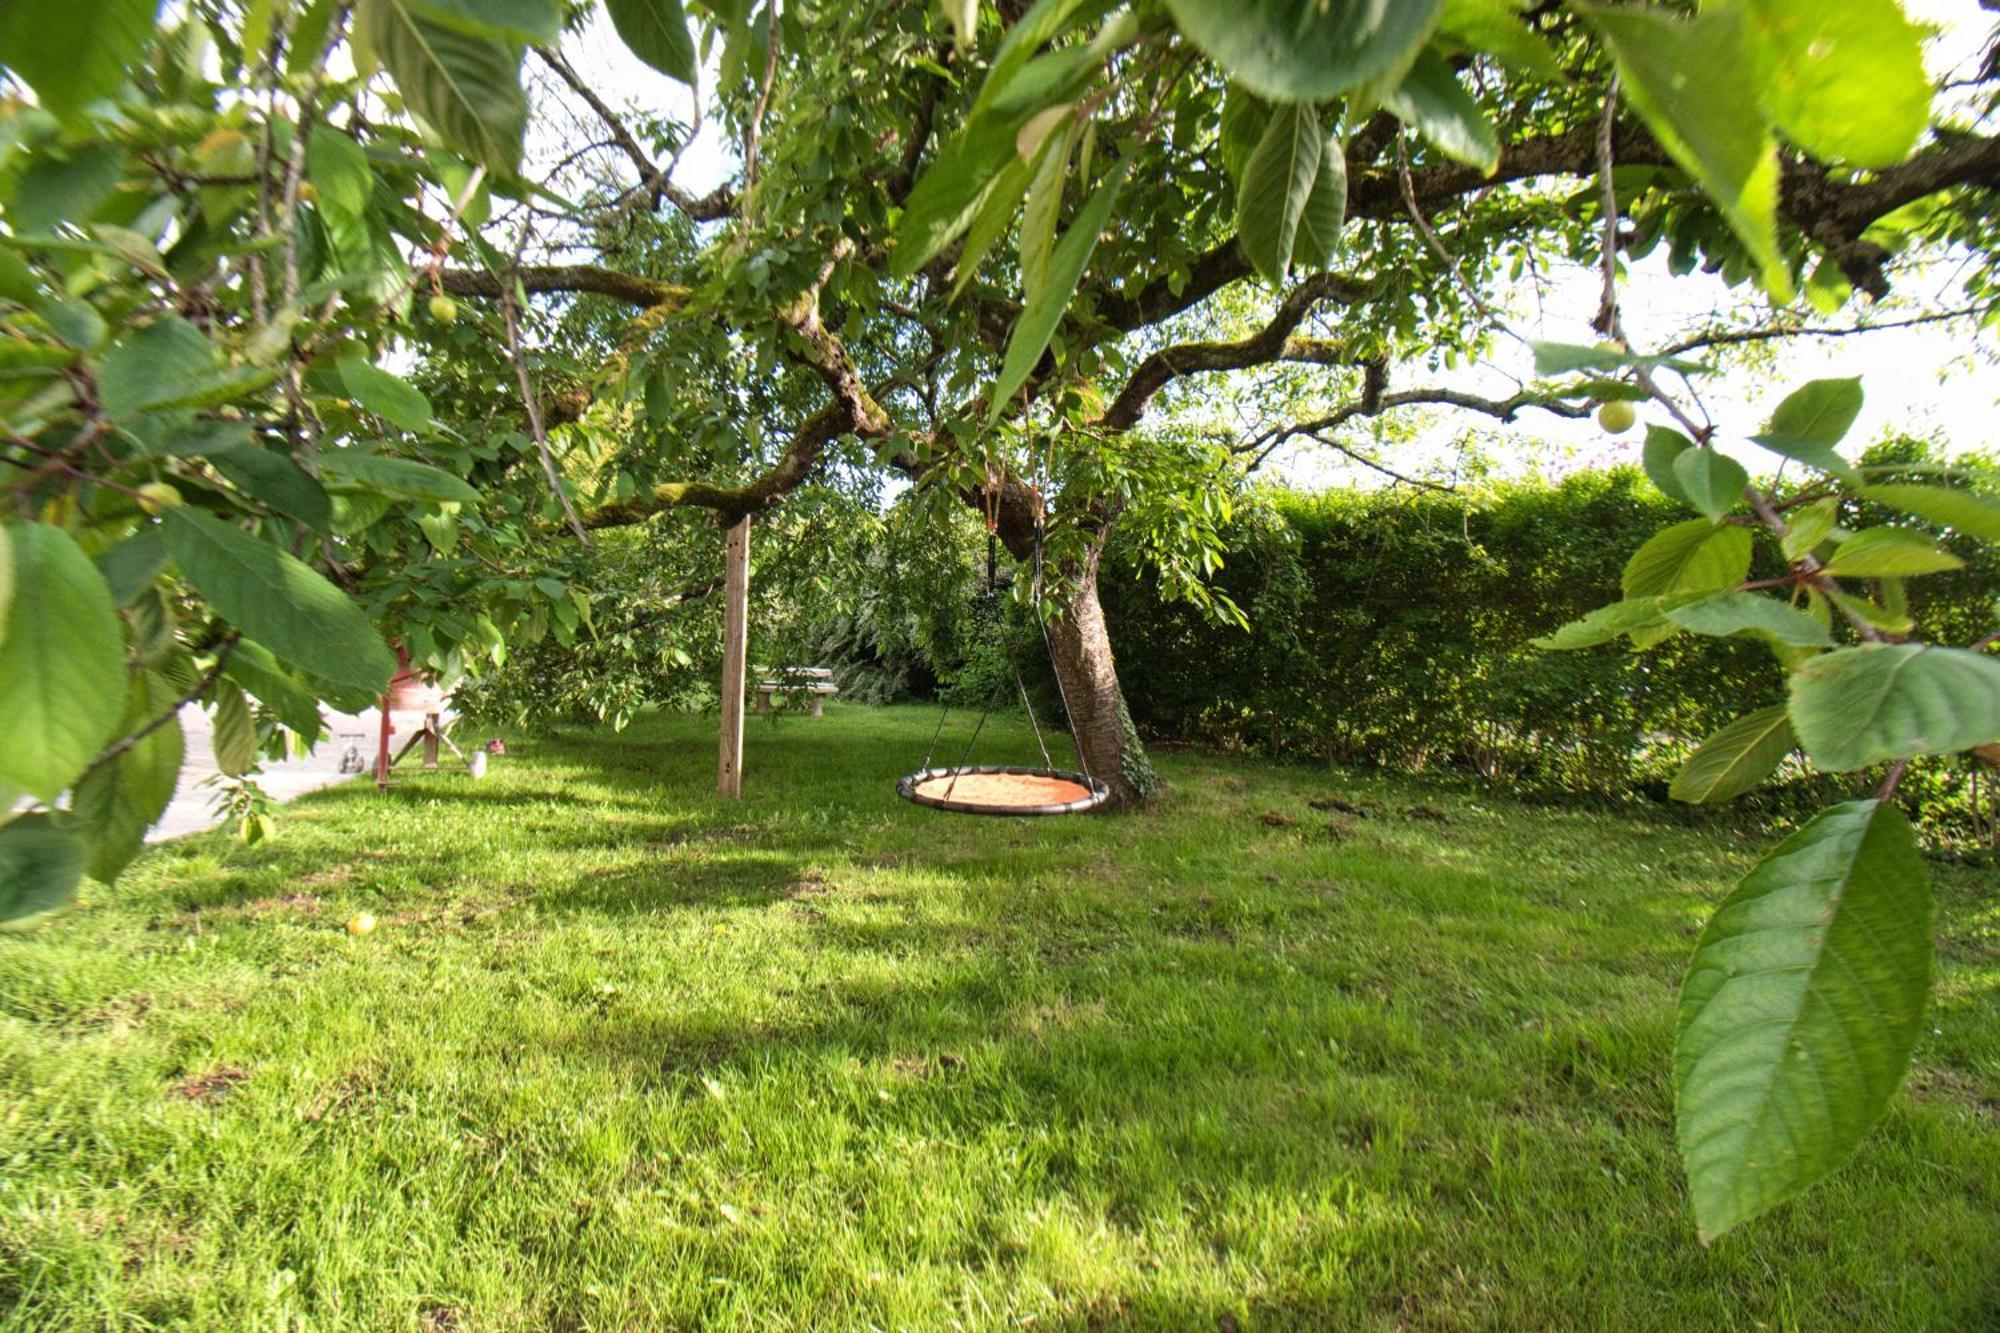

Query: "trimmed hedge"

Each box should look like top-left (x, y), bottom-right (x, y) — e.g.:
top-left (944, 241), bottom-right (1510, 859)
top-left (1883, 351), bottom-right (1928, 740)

top-left (1097, 461), bottom-right (1997, 840)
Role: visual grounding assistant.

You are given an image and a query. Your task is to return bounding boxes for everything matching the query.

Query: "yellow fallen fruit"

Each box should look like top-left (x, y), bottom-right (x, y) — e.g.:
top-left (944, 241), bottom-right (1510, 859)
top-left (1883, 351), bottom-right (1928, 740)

top-left (345, 912), bottom-right (377, 936)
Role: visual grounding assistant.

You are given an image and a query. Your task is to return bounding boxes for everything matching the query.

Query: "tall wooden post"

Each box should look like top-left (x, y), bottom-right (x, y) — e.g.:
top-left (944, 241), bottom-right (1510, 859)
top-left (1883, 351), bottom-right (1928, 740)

top-left (717, 514), bottom-right (751, 798)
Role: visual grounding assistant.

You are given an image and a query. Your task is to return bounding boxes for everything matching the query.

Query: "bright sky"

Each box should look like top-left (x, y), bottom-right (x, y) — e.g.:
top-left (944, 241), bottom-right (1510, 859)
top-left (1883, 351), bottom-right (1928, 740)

top-left (546, 1), bottom-right (1999, 489)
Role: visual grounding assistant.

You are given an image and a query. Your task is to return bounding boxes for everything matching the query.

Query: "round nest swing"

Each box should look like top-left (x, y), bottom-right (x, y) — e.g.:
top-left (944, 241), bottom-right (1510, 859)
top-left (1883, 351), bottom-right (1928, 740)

top-left (898, 764), bottom-right (1110, 817)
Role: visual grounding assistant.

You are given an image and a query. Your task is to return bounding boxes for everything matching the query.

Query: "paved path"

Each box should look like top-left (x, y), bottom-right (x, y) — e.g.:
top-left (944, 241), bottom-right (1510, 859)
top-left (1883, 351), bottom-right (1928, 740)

top-left (151, 705), bottom-right (465, 841)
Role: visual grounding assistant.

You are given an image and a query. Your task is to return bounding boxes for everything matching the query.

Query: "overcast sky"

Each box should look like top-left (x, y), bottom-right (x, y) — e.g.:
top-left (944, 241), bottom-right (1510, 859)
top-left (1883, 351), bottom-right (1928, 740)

top-left (547, 0), bottom-right (1999, 489)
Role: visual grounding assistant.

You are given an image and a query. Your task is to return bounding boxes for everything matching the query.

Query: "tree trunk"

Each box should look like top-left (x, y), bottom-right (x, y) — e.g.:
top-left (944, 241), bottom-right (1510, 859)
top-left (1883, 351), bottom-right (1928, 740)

top-left (1041, 554), bottom-right (1157, 809)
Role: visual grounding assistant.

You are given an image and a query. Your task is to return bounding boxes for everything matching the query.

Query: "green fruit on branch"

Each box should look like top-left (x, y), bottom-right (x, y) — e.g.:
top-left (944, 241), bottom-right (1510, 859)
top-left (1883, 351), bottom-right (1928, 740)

top-left (429, 294), bottom-right (458, 325)
top-left (136, 481), bottom-right (184, 514)
top-left (1598, 401), bottom-right (1637, 434)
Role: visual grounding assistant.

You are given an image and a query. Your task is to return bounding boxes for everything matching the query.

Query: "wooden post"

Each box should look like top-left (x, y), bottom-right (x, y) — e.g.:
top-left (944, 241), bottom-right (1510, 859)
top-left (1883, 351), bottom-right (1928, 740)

top-left (421, 713), bottom-right (440, 770)
top-left (717, 514), bottom-right (751, 798)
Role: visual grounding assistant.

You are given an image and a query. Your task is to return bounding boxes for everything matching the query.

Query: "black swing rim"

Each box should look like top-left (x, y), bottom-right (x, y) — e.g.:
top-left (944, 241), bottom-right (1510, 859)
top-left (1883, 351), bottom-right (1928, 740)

top-left (897, 764), bottom-right (1111, 817)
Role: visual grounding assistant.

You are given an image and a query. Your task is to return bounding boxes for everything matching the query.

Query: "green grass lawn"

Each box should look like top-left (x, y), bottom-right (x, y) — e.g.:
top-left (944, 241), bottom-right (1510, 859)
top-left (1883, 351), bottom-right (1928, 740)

top-left (3, 706), bottom-right (1996, 1330)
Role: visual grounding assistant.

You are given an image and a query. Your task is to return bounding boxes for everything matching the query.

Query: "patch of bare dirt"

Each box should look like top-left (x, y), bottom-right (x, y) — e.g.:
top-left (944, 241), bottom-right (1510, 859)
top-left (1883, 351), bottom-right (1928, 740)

top-left (170, 1067), bottom-right (248, 1102)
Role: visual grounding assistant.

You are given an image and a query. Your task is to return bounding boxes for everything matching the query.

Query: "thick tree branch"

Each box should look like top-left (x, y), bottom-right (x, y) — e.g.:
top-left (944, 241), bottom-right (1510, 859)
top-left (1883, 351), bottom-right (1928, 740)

top-left (438, 264), bottom-right (690, 309)
top-left (1237, 385), bottom-right (1592, 474)
top-left (1097, 271), bottom-right (1371, 429)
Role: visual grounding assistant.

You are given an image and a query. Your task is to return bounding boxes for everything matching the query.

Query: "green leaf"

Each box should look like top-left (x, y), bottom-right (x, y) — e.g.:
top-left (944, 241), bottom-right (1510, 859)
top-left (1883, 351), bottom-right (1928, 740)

top-left (1236, 103), bottom-right (1323, 284)
top-left (892, 116), bottom-right (1022, 277)
top-left (1788, 644), bottom-right (2000, 771)
top-left (1675, 799), bottom-right (1928, 1242)
top-left (96, 316), bottom-right (220, 420)
top-left (604, 0), bottom-right (697, 84)
top-left (225, 640), bottom-right (328, 741)
top-left (1858, 484), bottom-right (2000, 544)
top-left (948, 153), bottom-right (1035, 299)
top-left (1763, 376), bottom-right (1863, 444)
top-left (1162, 0), bottom-right (1442, 103)
top-left (1382, 49), bottom-right (1498, 173)
top-left (1739, 0), bottom-right (1928, 168)
top-left (1749, 377), bottom-right (1864, 478)
top-left (355, 0), bottom-right (528, 172)
top-left (211, 678), bottom-right (259, 777)
top-left (338, 355), bottom-right (434, 431)
top-left (6, 145), bottom-right (128, 234)
top-left (160, 508), bottom-right (395, 694)
top-left (1822, 527), bottom-right (1964, 578)
top-left (0, 0), bottom-right (160, 122)
top-left (1531, 341), bottom-right (1708, 377)
top-left (318, 453), bottom-right (478, 504)
top-left (1781, 498), bottom-right (1837, 562)
top-left (1665, 591), bottom-right (1831, 648)
top-left (1218, 84), bottom-right (1271, 185)
top-left (0, 524), bottom-right (126, 800)
top-left (0, 814), bottom-right (87, 930)
top-left (410, 0), bottom-right (559, 43)
top-left (307, 126), bottom-right (375, 219)
top-left (1643, 425), bottom-right (1696, 508)
top-left (1622, 519), bottom-right (1753, 600)
top-left (1579, 2), bottom-right (1792, 302)
top-left (1292, 129), bottom-right (1347, 268)
top-left (1529, 597), bottom-right (1669, 651)
top-left (0, 516), bottom-right (11, 650)
top-left (69, 669), bottom-right (182, 884)
top-left (211, 447), bottom-right (335, 528)
top-left (1671, 449), bottom-right (1750, 523)
top-left (94, 529), bottom-right (168, 606)
top-left (1669, 705), bottom-right (1795, 804)
top-left (987, 165), bottom-right (1126, 425)
top-left (1439, 0), bottom-right (1561, 78)
top-left (1018, 119), bottom-right (1072, 301)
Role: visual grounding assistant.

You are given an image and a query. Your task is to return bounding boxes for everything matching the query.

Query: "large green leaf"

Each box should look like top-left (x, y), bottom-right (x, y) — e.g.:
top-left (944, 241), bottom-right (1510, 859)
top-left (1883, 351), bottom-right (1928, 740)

top-left (225, 640), bottom-right (328, 740)
top-left (307, 125), bottom-right (375, 219)
top-left (1669, 705), bottom-right (1795, 804)
top-left (1622, 519), bottom-right (1753, 600)
top-left (211, 446), bottom-right (335, 528)
top-left (986, 166), bottom-right (1126, 425)
top-left (160, 508), bottom-right (395, 694)
top-left (1292, 128), bottom-right (1348, 268)
top-left (1788, 644), bottom-right (2000, 771)
top-left (1675, 799), bottom-right (1929, 1242)
top-left (893, 116), bottom-right (1024, 278)
top-left (338, 355), bottom-right (434, 431)
top-left (1580, 2), bottom-right (1791, 301)
top-left (0, 814), bottom-right (87, 930)
top-left (211, 679), bottom-right (259, 777)
top-left (0, 524), bottom-right (126, 800)
top-left (411, 0), bottom-right (559, 43)
top-left (1664, 591), bottom-right (1830, 648)
top-left (1858, 484), bottom-right (2000, 544)
top-left (1236, 103), bottom-right (1323, 284)
top-left (1439, 0), bottom-right (1561, 78)
top-left (318, 453), bottom-right (478, 504)
top-left (1381, 48), bottom-right (1498, 173)
top-left (1748, 376), bottom-right (1863, 478)
top-left (1822, 527), bottom-right (1964, 578)
top-left (1163, 0), bottom-right (1441, 103)
top-left (0, 0), bottom-right (161, 122)
top-left (69, 670), bottom-right (182, 885)
top-left (1530, 596), bottom-right (1671, 651)
top-left (1671, 449), bottom-right (1749, 523)
top-left (355, 0), bottom-right (528, 172)
top-left (1738, 0), bottom-right (1928, 168)
top-left (605, 0), bottom-right (696, 83)
top-left (1643, 425), bottom-right (1696, 508)
top-left (97, 316), bottom-right (222, 420)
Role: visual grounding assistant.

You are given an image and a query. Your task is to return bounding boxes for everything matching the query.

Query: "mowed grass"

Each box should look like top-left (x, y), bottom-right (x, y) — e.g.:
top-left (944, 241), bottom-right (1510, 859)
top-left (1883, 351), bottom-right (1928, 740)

top-left (2, 706), bottom-right (1996, 1331)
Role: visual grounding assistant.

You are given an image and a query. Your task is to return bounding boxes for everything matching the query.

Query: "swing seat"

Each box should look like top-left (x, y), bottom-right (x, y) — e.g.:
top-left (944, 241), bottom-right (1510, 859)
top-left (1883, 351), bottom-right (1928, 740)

top-left (898, 765), bottom-right (1109, 816)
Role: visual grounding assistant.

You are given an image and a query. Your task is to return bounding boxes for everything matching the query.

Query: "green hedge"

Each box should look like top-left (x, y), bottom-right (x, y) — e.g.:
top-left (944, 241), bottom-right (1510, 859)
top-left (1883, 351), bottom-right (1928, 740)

top-left (1098, 460), bottom-right (1997, 839)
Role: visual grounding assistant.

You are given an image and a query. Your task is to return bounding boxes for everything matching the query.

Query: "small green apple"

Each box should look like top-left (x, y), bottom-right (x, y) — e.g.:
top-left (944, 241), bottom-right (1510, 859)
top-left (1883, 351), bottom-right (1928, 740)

top-left (1597, 400), bottom-right (1637, 435)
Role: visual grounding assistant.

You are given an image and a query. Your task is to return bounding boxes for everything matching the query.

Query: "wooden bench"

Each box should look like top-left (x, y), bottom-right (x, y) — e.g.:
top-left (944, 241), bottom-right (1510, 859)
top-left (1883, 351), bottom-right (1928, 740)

top-left (752, 667), bottom-right (840, 717)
